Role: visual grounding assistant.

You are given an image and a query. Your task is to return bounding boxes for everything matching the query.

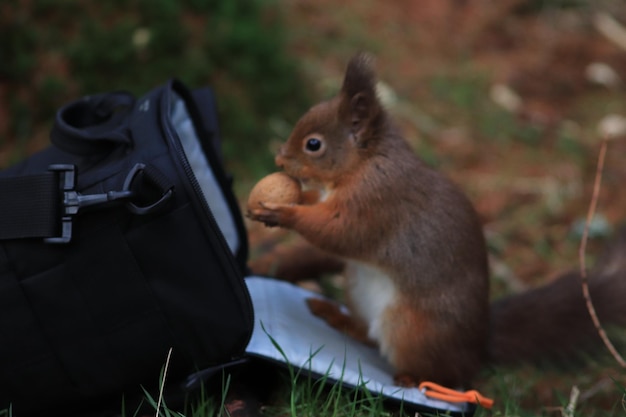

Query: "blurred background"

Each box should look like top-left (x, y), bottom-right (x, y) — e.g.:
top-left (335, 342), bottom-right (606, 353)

top-left (2, 0), bottom-right (626, 413)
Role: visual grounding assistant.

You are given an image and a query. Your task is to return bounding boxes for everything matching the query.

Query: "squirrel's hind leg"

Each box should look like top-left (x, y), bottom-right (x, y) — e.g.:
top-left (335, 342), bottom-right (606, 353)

top-left (381, 301), bottom-right (482, 388)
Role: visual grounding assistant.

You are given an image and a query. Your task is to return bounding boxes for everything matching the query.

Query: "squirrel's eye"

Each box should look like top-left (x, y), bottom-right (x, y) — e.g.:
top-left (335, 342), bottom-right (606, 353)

top-left (305, 138), bottom-right (322, 152)
top-left (302, 135), bottom-right (326, 157)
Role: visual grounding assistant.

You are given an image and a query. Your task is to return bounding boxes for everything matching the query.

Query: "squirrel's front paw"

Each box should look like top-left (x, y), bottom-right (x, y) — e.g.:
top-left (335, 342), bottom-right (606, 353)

top-left (247, 202), bottom-right (293, 227)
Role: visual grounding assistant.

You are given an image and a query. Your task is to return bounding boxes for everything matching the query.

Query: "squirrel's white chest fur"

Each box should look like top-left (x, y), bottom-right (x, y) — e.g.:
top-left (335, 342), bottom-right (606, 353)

top-left (345, 261), bottom-right (397, 347)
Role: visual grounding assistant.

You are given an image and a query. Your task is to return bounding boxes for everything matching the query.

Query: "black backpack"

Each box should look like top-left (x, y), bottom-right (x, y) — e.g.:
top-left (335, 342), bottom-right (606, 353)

top-left (0, 80), bottom-right (254, 416)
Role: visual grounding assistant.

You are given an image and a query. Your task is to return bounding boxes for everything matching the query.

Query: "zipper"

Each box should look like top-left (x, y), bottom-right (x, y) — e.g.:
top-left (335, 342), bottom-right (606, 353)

top-left (160, 82), bottom-right (254, 353)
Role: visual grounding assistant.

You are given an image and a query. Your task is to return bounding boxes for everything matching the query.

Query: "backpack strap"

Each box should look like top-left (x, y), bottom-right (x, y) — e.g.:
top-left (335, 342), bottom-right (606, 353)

top-left (0, 164), bottom-right (173, 243)
top-left (0, 169), bottom-right (63, 240)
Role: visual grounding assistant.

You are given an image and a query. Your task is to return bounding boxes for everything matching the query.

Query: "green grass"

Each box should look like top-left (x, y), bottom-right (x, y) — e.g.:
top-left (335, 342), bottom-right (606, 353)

top-left (262, 373), bottom-right (394, 417)
top-left (3, 332), bottom-right (625, 416)
top-left (136, 374), bottom-right (231, 417)
top-left (138, 362), bottom-right (624, 417)
top-left (259, 324), bottom-right (393, 417)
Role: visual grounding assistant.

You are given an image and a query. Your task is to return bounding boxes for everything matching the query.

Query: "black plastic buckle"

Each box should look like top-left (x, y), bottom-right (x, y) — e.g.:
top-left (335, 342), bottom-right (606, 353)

top-left (44, 164), bottom-right (134, 244)
top-left (44, 163), bottom-right (174, 244)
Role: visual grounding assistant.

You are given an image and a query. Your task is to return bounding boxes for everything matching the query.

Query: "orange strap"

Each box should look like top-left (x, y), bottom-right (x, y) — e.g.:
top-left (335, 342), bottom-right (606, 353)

top-left (419, 381), bottom-right (494, 409)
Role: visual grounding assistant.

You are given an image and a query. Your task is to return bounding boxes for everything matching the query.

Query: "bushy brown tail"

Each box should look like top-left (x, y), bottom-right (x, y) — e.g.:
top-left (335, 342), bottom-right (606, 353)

top-left (488, 227), bottom-right (626, 365)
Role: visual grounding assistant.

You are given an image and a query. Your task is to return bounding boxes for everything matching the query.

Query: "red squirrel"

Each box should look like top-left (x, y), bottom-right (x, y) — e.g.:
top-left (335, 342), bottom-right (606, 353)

top-left (247, 53), bottom-right (626, 387)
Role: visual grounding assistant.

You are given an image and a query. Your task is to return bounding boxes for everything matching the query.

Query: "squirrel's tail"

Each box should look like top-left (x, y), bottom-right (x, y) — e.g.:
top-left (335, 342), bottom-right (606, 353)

top-left (488, 226), bottom-right (626, 365)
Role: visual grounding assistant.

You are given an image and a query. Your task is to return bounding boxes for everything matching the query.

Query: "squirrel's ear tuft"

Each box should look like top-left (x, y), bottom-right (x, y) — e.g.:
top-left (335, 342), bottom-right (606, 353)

top-left (341, 52), bottom-right (377, 99)
top-left (339, 53), bottom-right (383, 142)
